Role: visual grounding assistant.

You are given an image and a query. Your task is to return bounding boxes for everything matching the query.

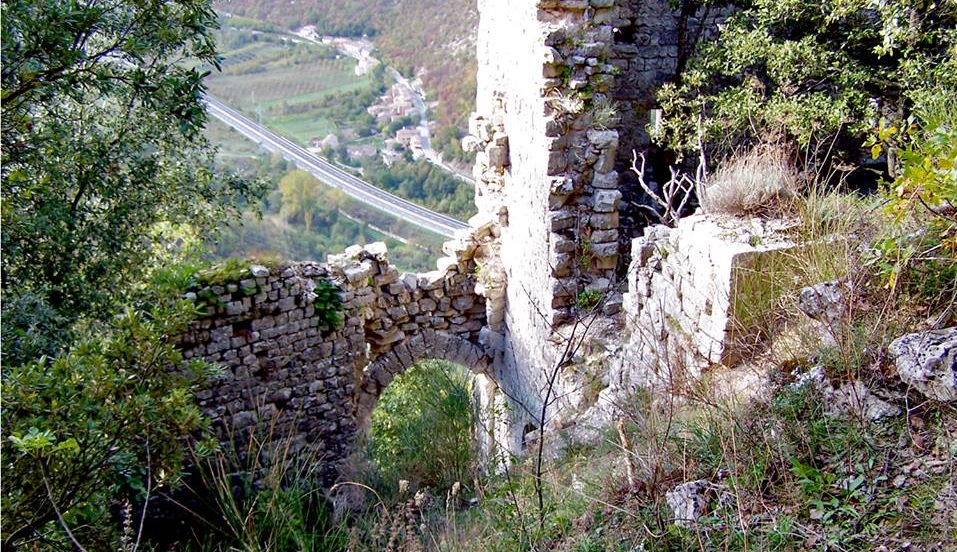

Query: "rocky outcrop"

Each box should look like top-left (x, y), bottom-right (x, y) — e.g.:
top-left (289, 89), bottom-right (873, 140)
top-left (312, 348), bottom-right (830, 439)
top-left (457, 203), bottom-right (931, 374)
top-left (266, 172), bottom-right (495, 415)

top-left (890, 328), bottom-right (957, 402)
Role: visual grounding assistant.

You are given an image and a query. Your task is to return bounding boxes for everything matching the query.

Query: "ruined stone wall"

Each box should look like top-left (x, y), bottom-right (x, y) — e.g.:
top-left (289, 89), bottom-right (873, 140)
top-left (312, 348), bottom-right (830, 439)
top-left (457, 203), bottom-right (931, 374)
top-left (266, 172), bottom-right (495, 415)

top-left (184, 0), bottom-right (746, 475)
top-left (468, 0), bottom-right (574, 449)
top-left (180, 262), bottom-right (362, 486)
top-left (611, 215), bottom-right (799, 392)
top-left (466, 0), bottom-right (728, 447)
top-left (179, 229), bottom-right (497, 486)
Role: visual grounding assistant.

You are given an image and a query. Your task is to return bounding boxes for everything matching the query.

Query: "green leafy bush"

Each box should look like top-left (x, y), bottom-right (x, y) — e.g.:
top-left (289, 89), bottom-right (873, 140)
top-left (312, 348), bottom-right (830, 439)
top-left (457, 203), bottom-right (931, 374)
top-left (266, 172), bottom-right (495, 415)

top-left (868, 89), bottom-right (957, 306)
top-left (655, 0), bottom-right (957, 166)
top-left (367, 360), bottom-right (476, 496)
top-left (1, 299), bottom-right (215, 549)
top-left (1, 0), bottom-right (266, 354)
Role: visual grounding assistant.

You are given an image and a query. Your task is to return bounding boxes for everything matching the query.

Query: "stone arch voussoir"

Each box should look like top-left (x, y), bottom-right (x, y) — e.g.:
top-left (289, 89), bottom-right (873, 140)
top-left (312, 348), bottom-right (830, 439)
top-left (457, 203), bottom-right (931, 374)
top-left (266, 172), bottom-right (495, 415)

top-left (355, 331), bottom-right (493, 429)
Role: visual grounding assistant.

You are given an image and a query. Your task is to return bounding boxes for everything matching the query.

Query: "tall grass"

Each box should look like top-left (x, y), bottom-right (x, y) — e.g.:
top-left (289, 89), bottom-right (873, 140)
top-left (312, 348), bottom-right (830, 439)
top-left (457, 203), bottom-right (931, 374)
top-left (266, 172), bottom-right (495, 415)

top-left (181, 421), bottom-right (348, 552)
top-left (700, 144), bottom-right (799, 217)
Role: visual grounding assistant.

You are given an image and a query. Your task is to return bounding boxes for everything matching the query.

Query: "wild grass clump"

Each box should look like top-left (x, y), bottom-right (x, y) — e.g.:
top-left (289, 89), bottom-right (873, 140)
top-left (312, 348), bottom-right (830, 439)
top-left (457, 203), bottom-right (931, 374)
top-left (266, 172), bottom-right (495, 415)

top-left (700, 144), bottom-right (799, 217)
top-left (172, 423), bottom-right (348, 552)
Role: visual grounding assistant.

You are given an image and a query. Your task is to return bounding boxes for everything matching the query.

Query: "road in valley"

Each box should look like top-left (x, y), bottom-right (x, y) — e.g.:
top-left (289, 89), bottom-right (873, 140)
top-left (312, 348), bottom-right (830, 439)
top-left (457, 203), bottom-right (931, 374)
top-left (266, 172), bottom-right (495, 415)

top-left (204, 95), bottom-right (469, 239)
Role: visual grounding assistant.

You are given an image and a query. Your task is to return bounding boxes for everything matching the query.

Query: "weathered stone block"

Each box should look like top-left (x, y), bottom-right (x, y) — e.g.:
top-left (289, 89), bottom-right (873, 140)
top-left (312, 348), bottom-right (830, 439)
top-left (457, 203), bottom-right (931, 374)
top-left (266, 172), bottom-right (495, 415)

top-left (550, 210), bottom-right (577, 232)
top-left (453, 296), bottom-right (475, 311)
top-left (487, 143), bottom-right (509, 168)
top-left (590, 212), bottom-right (619, 230)
top-left (552, 237), bottom-right (577, 254)
top-left (591, 171), bottom-right (618, 190)
top-left (547, 151), bottom-right (568, 175)
top-left (278, 296), bottom-right (297, 312)
top-left (593, 189), bottom-right (622, 213)
top-left (549, 252), bottom-right (573, 278)
top-left (418, 270), bottom-right (445, 290)
top-left (591, 229), bottom-right (618, 243)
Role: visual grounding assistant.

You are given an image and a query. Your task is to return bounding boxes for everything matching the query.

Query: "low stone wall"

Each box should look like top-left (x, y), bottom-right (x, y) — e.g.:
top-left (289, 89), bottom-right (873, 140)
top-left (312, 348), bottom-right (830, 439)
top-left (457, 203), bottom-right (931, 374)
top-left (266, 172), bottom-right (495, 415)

top-left (179, 261), bottom-right (361, 485)
top-left (178, 225), bottom-right (499, 486)
top-left (618, 214), bottom-right (799, 386)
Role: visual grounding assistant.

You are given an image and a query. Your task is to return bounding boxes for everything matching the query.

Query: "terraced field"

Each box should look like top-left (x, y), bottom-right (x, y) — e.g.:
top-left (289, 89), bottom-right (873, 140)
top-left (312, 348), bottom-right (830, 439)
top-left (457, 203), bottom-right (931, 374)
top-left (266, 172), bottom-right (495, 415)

top-left (206, 29), bottom-right (373, 145)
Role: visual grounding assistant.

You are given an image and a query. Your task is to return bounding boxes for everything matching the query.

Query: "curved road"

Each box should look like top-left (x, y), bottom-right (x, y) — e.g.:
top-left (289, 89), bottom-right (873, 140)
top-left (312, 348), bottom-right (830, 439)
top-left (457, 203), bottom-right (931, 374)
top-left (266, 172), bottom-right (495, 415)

top-left (204, 95), bottom-right (469, 238)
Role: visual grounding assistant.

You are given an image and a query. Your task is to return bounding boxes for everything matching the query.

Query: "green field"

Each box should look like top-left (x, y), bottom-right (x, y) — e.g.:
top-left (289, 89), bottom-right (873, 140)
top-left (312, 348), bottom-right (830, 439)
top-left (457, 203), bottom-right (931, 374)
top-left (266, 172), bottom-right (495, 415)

top-left (206, 26), bottom-right (372, 145)
top-left (206, 118), bottom-right (264, 163)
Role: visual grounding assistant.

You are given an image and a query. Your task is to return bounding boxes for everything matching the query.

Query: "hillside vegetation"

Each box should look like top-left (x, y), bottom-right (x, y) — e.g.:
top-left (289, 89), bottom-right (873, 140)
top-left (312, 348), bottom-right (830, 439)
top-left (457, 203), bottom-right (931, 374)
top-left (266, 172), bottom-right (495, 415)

top-left (202, 23), bottom-right (472, 271)
top-left (214, 0), bottom-right (478, 144)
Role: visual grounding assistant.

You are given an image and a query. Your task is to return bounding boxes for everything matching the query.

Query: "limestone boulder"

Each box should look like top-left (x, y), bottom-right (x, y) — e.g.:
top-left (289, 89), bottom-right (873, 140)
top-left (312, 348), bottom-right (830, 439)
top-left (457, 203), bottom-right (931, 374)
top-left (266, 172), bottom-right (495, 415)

top-left (666, 480), bottom-right (732, 528)
top-left (797, 280), bottom-right (846, 325)
top-left (889, 327), bottom-right (957, 402)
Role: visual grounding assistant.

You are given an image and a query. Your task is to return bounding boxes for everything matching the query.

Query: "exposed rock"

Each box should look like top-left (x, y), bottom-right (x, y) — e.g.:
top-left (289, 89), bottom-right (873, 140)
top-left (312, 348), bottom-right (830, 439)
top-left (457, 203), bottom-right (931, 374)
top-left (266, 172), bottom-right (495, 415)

top-left (332, 484), bottom-right (367, 522)
top-left (593, 189), bottom-right (622, 213)
top-left (363, 241), bottom-right (389, 260)
top-left (833, 380), bottom-right (901, 421)
top-left (790, 364), bottom-right (834, 397)
top-left (798, 280), bottom-right (846, 325)
top-left (890, 327), bottom-right (957, 401)
top-left (666, 480), bottom-right (732, 527)
top-left (461, 134), bottom-right (482, 153)
top-left (249, 264), bottom-right (270, 278)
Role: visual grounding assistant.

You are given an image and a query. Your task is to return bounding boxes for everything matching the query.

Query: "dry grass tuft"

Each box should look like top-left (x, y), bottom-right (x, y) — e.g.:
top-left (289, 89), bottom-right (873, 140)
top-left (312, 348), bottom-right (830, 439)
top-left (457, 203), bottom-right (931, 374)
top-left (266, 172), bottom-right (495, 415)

top-left (701, 144), bottom-right (799, 217)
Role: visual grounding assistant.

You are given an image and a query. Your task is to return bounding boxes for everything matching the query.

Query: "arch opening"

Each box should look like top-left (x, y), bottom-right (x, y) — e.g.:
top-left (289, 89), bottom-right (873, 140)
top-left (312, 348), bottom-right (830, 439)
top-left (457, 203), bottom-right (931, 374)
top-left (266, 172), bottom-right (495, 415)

top-left (361, 359), bottom-right (479, 498)
top-left (347, 331), bottom-right (509, 502)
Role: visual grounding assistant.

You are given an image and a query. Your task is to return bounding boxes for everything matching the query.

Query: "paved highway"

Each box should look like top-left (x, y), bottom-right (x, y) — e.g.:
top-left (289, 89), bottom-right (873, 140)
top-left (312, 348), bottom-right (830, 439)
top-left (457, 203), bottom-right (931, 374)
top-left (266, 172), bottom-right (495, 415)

top-left (203, 95), bottom-right (470, 238)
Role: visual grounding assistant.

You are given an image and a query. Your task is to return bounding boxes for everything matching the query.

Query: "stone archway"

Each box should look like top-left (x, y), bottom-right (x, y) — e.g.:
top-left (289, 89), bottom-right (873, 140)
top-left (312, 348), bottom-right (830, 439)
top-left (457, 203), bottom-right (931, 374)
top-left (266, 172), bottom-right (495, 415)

top-left (355, 330), bottom-right (493, 430)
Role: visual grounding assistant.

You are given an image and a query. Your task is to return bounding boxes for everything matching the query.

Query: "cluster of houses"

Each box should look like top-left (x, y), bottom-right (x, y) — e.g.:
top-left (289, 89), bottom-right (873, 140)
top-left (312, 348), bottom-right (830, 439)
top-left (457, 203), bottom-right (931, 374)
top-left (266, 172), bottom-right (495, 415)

top-left (368, 82), bottom-right (428, 157)
top-left (311, 79), bottom-right (429, 164)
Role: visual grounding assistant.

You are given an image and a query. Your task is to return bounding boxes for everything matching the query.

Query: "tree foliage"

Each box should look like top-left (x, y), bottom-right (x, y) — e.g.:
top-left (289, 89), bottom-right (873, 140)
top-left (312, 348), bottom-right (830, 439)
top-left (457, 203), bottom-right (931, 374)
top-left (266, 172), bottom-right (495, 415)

top-left (1, 0), bottom-right (266, 347)
top-left (278, 170), bottom-right (322, 231)
top-left (1, 295), bottom-right (215, 549)
top-left (654, 0), bottom-right (956, 308)
top-left (655, 0), bottom-right (957, 165)
top-left (868, 63), bottom-right (957, 302)
top-left (360, 157), bottom-right (477, 220)
top-left (368, 360), bottom-right (476, 495)
top-left (1, 0), bottom-right (264, 546)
